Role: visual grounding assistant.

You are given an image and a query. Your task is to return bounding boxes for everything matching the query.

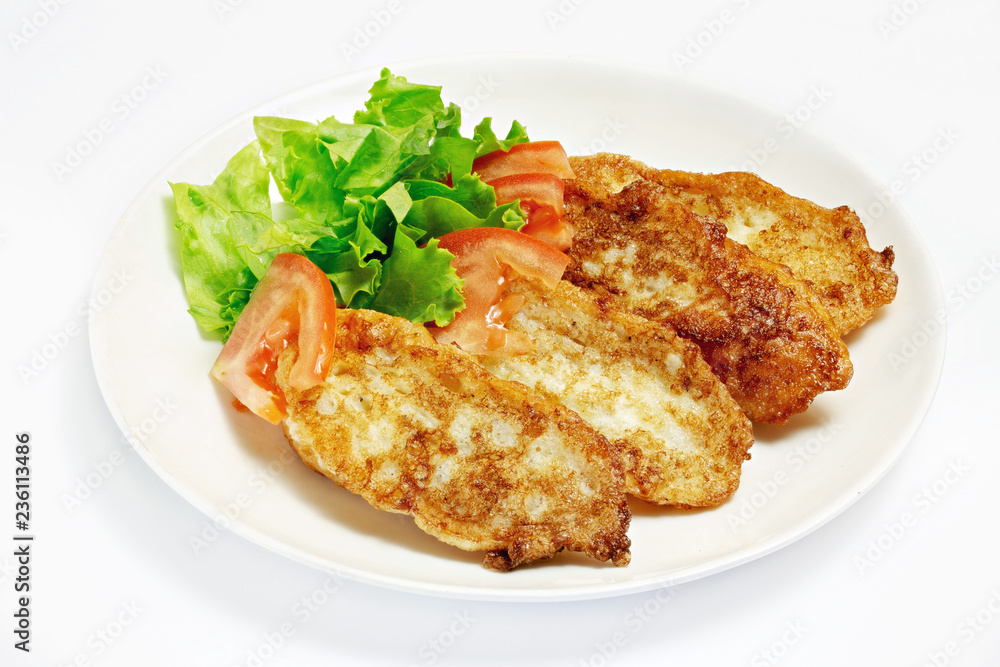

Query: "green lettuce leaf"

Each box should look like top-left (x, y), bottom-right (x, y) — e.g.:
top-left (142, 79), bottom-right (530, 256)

top-left (306, 219), bottom-right (387, 308)
top-left (402, 174), bottom-right (525, 243)
top-left (254, 118), bottom-right (347, 224)
top-left (172, 68), bottom-right (533, 338)
top-left (473, 117), bottom-right (530, 156)
top-left (170, 141), bottom-right (274, 336)
top-left (366, 228), bottom-right (464, 325)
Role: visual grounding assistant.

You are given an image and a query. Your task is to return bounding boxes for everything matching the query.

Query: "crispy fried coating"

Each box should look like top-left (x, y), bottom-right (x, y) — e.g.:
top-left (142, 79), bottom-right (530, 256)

top-left (562, 171), bottom-right (853, 424)
top-left (568, 154), bottom-right (898, 334)
top-left (477, 276), bottom-right (753, 507)
top-left (275, 308), bottom-right (631, 571)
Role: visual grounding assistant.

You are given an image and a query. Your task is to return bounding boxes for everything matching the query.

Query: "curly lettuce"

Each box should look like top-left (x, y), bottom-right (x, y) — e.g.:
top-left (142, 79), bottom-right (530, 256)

top-left (171, 68), bottom-right (529, 338)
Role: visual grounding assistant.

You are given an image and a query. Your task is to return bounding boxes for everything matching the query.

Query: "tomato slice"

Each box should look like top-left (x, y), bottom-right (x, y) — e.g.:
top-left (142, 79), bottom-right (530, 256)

top-left (429, 227), bottom-right (569, 355)
top-left (472, 141), bottom-right (575, 183)
top-left (488, 172), bottom-right (574, 251)
top-left (210, 253), bottom-right (337, 425)
top-left (488, 172), bottom-right (565, 216)
top-left (473, 142), bottom-right (576, 251)
top-left (518, 200), bottom-right (575, 252)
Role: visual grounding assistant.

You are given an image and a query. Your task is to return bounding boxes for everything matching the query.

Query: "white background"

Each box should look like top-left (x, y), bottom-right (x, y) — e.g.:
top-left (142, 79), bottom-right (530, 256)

top-left (2, 0), bottom-right (998, 665)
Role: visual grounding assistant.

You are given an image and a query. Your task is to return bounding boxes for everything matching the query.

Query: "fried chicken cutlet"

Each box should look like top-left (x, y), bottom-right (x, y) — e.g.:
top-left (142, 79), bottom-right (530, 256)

top-left (568, 154), bottom-right (898, 334)
top-left (563, 174), bottom-right (853, 424)
top-left (275, 308), bottom-right (631, 571)
top-left (477, 276), bottom-right (754, 507)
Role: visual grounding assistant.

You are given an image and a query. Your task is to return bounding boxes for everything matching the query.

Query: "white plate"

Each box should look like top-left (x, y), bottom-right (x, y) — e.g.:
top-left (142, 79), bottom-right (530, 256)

top-left (89, 54), bottom-right (945, 601)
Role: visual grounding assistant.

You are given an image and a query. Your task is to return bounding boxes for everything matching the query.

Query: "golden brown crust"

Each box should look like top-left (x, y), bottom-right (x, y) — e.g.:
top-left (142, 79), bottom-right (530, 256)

top-left (569, 153), bottom-right (898, 334)
top-left (275, 308), bottom-right (631, 571)
top-left (478, 277), bottom-right (753, 507)
top-left (562, 166), bottom-right (853, 424)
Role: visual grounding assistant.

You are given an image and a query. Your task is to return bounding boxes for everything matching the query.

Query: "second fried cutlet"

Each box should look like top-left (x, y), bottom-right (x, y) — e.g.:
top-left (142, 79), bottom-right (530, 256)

top-left (477, 276), bottom-right (754, 508)
top-left (276, 308), bottom-right (632, 571)
top-left (568, 153), bottom-right (898, 334)
top-left (563, 176), bottom-right (853, 424)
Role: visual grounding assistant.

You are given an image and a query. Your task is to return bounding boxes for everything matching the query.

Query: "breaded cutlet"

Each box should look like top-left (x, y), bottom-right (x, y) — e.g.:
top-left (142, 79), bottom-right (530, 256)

top-left (275, 308), bottom-right (632, 571)
top-left (476, 276), bottom-right (754, 508)
top-left (568, 153), bottom-right (898, 334)
top-left (562, 174), bottom-right (853, 424)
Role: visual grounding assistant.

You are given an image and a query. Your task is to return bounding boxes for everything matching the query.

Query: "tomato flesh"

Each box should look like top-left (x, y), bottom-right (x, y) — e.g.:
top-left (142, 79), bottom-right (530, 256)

top-left (472, 141), bottom-right (575, 182)
top-left (488, 172), bottom-right (571, 249)
top-left (518, 201), bottom-right (575, 252)
top-left (211, 253), bottom-right (337, 424)
top-left (429, 227), bottom-right (569, 355)
top-left (473, 143), bottom-right (576, 251)
top-left (488, 172), bottom-right (565, 215)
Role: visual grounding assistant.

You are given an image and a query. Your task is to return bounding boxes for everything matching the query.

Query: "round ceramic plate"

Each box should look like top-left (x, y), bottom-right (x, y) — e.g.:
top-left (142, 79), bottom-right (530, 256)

top-left (89, 54), bottom-right (944, 601)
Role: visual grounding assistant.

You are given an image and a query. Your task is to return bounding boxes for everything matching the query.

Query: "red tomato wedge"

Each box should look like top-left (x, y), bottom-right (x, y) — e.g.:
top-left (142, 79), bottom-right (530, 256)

top-left (429, 227), bottom-right (569, 355)
top-left (488, 172), bottom-right (565, 216)
top-left (473, 142), bottom-right (576, 251)
top-left (487, 172), bottom-right (575, 251)
top-left (210, 253), bottom-right (337, 425)
top-left (472, 141), bottom-right (575, 183)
